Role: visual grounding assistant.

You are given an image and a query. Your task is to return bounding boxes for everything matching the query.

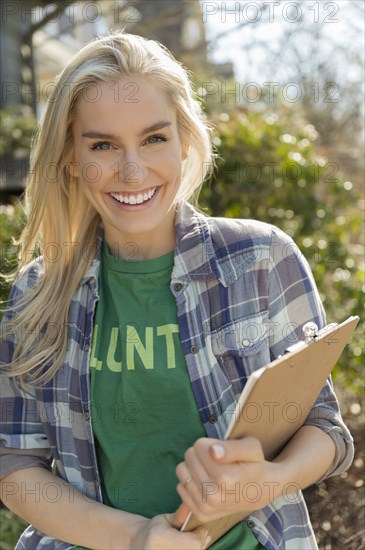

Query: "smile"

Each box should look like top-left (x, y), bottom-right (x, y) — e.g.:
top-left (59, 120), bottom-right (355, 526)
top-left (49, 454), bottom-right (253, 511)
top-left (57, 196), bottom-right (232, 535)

top-left (110, 187), bottom-right (157, 205)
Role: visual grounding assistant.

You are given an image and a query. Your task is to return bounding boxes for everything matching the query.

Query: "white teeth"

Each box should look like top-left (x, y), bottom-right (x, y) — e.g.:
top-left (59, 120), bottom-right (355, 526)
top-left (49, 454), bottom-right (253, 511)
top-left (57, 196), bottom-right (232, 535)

top-left (111, 187), bottom-right (156, 205)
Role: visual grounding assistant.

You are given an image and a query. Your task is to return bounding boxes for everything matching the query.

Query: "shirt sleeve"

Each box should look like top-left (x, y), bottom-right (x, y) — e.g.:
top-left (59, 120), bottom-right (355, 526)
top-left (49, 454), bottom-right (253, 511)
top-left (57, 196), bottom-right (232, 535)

top-left (267, 226), bottom-right (354, 480)
top-left (0, 261), bottom-right (53, 480)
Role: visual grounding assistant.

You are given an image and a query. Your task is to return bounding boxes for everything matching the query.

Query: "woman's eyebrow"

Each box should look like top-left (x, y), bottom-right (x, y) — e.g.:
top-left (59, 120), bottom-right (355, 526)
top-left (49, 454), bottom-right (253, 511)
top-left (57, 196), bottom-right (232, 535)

top-left (81, 121), bottom-right (172, 140)
top-left (138, 121), bottom-right (172, 136)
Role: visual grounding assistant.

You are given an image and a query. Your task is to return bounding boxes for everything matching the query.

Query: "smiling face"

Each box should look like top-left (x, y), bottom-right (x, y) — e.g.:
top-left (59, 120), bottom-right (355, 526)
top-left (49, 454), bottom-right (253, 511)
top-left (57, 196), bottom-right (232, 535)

top-left (71, 76), bottom-right (188, 259)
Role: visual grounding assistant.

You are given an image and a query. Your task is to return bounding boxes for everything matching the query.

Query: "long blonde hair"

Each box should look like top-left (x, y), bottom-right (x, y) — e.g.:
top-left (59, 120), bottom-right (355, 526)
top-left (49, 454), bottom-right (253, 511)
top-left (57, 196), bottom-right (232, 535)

top-left (1, 32), bottom-right (214, 386)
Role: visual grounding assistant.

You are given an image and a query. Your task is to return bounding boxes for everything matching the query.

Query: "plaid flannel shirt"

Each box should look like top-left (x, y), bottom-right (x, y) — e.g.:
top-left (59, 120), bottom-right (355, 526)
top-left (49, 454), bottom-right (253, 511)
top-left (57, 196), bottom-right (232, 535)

top-left (0, 200), bottom-right (354, 549)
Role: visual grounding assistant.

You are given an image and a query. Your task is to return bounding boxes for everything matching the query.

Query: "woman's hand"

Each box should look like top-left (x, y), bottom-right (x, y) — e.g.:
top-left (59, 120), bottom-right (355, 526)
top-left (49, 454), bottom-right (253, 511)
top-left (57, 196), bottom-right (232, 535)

top-left (176, 436), bottom-right (282, 525)
top-left (128, 513), bottom-right (211, 549)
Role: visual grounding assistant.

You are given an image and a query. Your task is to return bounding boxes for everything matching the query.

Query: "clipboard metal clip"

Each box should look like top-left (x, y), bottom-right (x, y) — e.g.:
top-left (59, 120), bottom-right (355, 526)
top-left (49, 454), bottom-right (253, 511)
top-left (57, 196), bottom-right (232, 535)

top-left (303, 321), bottom-right (319, 342)
top-left (279, 322), bottom-right (319, 357)
top-left (282, 321), bottom-right (344, 357)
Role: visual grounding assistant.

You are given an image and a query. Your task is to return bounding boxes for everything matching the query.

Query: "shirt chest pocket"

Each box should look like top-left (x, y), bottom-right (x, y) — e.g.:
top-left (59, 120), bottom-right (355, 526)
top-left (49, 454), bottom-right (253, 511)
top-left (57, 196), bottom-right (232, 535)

top-left (210, 315), bottom-right (271, 378)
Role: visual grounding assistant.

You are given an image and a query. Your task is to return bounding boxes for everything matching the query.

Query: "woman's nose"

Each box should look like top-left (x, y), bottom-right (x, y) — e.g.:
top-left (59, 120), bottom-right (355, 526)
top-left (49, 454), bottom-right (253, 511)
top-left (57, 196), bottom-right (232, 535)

top-left (117, 150), bottom-right (148, 186)
top-left (122, 161), bottom-right (147, 186)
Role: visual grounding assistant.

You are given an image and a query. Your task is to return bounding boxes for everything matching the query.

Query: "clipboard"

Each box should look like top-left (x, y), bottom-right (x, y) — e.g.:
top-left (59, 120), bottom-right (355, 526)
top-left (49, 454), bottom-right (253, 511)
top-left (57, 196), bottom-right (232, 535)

top-left (172, 315), bottom-right (359, 541)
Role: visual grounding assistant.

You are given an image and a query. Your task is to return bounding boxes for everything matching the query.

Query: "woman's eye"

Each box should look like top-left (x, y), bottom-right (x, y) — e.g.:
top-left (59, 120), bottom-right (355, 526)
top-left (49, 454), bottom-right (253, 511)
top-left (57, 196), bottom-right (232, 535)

top-left (146, 134), bottom-right (168, 144)
top-left (90, 141), bottom-right (112, 151)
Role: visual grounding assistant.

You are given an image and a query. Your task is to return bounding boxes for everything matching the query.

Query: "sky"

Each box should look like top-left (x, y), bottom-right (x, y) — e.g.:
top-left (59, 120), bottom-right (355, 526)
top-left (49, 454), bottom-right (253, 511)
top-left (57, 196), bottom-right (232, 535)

top-left (199, 0), bottom-right (364, 84)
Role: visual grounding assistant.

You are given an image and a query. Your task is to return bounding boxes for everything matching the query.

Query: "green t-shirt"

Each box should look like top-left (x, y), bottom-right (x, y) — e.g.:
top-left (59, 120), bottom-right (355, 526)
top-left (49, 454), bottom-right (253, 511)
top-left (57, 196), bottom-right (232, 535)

top-left (73, 239), bottom-right (263, 549)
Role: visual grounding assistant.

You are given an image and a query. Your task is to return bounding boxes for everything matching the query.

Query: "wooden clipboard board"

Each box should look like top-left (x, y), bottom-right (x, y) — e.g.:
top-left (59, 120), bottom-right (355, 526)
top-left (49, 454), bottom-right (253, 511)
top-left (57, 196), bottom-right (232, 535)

top-left (172, 316), bottom-right (359, 542)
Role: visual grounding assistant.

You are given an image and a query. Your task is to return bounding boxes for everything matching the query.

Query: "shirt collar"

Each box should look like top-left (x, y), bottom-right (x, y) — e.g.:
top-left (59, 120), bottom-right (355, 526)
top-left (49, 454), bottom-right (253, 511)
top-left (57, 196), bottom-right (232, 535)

top-left (80, 200), bottom-right (261, 287)
top-left (173, 201), bottom-right (270, 286)
top-left (172, 200), bottom-right (222, 281)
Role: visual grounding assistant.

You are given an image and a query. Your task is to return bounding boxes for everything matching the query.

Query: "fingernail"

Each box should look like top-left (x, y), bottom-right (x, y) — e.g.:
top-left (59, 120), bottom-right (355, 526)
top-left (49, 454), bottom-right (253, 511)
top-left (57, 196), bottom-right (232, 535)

top-left (211, 444), bottom-right (225, 459)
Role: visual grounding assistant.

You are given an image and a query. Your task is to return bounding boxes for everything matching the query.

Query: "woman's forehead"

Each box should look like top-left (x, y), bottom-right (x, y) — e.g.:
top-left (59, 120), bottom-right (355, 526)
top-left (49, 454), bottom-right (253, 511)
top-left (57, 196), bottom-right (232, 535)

top-left (75, 76), bottom-right (171, 110)
top-left (72, 77), bottom-right (179, 138)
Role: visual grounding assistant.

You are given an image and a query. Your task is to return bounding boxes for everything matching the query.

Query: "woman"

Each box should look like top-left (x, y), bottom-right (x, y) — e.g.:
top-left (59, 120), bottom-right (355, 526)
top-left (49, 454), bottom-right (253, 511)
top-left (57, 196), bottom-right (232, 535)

top-left (0, 33), bottom-right (354, 550)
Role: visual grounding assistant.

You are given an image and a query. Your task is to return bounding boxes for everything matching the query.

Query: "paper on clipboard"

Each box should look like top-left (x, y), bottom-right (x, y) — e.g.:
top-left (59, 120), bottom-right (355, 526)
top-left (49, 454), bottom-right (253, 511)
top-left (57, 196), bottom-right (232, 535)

top-left (174, 315), bottom-right (359, 536)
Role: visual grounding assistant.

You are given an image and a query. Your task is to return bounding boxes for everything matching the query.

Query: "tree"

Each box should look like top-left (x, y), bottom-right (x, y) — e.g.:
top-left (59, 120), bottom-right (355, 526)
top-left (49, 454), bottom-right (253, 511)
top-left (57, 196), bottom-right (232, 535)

top-left (201, 0), bottom-right (364, 191)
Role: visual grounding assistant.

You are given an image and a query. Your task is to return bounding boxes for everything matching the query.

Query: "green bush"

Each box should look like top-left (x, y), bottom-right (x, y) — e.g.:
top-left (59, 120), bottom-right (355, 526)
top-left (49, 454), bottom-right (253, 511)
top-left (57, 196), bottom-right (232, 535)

top-left (0, 105), bottom-right (37, 158)
top-left (0, 508), bottom-right (28, 549)
top-left (198, 103), bottom-right (363, 390)
top-left (0, 202), bottom-right (26, 305)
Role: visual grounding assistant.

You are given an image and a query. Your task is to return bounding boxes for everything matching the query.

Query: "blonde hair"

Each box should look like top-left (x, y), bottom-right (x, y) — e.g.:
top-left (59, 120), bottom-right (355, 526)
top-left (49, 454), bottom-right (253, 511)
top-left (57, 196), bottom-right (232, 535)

top-left (1, 32), bottom-right (214, 386)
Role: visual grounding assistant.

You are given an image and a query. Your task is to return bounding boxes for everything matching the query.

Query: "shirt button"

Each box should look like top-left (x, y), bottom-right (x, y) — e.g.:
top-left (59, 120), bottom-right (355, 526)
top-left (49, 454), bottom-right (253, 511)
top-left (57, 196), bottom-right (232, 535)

top-left (190, 345), bottom-right (199, 354)
top-left (174, 283), bottom-right (183, 292)
top-left (246, 519), bottom-right (256, 528)
top-left (209, 414), bottom-right (218, 424)
top-left (84, 344), bottom-right (90, 352)
top-left (83, 412), bottom-right (91, 421)
top-left (242, 338), bottom-right (251, 347)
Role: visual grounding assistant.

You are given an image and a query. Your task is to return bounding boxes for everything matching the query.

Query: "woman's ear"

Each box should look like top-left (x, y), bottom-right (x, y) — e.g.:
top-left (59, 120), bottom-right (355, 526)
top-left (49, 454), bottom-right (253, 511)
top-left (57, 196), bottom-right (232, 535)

top-left (181, 141), bottom-right (190, 161)
top-left (178, 127), bottom-right (191, 161)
